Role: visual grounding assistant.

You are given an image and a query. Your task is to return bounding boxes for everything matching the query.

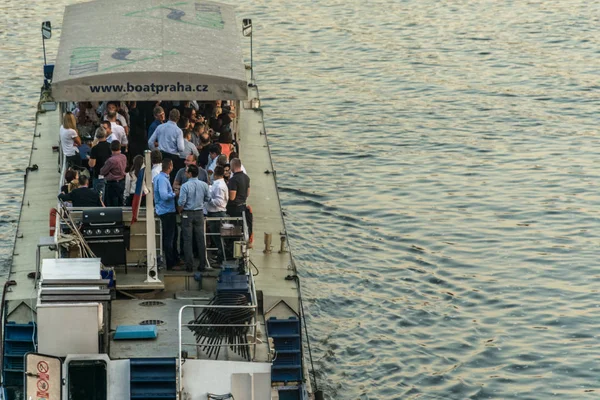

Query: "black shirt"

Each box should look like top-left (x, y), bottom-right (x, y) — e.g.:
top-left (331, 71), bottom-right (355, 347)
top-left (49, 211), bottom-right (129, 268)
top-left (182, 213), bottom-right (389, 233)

top-left (198, 146), bottom-right (210, 169)
top-left (227, 172), bottom-right (250, 207)
top-left (58, 187), bottom-right (103, 207)
top-left (90, 141), bottom-right (112, 178)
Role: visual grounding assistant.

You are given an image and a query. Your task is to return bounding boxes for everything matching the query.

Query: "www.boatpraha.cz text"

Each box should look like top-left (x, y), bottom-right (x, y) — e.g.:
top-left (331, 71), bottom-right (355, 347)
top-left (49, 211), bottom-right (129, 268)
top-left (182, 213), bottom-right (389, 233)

top-left (89, 82), bottom-right (209, 94)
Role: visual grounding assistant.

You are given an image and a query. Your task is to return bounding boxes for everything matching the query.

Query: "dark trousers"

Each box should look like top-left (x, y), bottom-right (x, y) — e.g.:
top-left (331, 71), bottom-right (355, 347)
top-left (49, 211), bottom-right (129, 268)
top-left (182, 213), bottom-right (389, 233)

top-left (105, 180), bottom-right (125, 207)
top-left (160, 151), bottom-right (183, 183)
top-left (125, 194), bottom-right (146, 207)
top-left (181, 210), bottom-right (206, 270)
top-left (66, 154), bottom-right (82, 168)
top-left (159, 212), bottom-right (178, 268)
top-left (207, 211), bottom-right (226, 262)
top-left (227, 204), bottom-right (253, 237)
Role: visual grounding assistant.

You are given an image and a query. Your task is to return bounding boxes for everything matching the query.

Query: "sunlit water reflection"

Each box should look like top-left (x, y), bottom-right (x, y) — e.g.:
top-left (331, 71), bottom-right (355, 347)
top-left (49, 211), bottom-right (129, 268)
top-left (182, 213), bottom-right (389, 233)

top-left (1, 0), bottom-right (599, 398)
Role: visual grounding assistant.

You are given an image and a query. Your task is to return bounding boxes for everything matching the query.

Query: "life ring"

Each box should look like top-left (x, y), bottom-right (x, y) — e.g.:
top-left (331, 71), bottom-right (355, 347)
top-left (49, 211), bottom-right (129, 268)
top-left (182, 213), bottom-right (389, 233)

top-left (49, 208), bottom-right (57, 236)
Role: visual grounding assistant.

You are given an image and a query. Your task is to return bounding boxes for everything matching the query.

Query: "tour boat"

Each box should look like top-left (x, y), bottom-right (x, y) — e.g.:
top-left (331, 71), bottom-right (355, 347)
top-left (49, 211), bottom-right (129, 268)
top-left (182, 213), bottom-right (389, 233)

top-left (0, 1), bottom-right (322, 399)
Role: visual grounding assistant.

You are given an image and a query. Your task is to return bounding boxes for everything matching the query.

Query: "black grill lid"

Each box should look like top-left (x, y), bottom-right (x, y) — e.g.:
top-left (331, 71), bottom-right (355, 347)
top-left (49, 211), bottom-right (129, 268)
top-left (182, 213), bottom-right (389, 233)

top-left (82, 208), bottom-right (123, 225)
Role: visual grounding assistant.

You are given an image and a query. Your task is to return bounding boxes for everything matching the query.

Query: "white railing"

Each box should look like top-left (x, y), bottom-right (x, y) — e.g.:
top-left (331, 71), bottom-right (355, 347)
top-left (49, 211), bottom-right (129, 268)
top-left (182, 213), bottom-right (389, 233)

top-left (177, 269), bottom-right (259, 396)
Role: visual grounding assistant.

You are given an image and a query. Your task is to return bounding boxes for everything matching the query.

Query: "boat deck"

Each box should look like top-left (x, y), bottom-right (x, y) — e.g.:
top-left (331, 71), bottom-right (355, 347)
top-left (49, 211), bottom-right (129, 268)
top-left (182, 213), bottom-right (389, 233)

top-left (6, 72), bottom-right (301, 364)
top-left (6, 109), bottom-right (60, 316)
top-left (240, 83), bottom-right (301, 317)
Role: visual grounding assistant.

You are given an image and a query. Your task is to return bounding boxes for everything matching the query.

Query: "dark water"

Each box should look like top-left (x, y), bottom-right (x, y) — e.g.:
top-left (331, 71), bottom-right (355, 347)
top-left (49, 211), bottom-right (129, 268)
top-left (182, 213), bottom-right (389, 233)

top-left (2, 1), bottom-right (600, 398)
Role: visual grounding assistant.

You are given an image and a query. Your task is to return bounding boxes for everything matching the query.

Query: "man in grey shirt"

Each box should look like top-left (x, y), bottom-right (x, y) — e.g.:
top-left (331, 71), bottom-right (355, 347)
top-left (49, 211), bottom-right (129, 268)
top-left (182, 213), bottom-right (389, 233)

top-left (177, 164), bottom-right (211, 271)
top-left (173, 154), bottom-right (208, 194)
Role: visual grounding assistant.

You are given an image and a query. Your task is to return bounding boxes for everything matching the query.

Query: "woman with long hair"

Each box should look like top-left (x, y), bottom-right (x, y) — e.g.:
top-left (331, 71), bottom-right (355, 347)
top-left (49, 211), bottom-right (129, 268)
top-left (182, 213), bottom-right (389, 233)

top-left (61, 112), bottom-right (82, 167)
top-left (124, 155), bottom-right (145, 206)
top-left (218, 130), bottom-right (234, 159)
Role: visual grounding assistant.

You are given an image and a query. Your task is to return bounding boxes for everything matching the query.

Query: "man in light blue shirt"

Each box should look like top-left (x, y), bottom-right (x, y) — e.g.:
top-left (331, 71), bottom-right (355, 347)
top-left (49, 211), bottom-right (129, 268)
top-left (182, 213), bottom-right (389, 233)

top-left (153, 159), bottom-right (177, 269)
top-left (148, 108), bottom-right (185, 182)
top-left (177, 164), bottom-right (211, 271)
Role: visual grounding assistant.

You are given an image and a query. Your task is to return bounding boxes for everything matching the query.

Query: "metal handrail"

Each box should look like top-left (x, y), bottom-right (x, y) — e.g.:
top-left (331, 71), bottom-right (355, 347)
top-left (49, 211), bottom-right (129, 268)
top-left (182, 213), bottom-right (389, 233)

top-left (177, 292), bottom-right (258, 395)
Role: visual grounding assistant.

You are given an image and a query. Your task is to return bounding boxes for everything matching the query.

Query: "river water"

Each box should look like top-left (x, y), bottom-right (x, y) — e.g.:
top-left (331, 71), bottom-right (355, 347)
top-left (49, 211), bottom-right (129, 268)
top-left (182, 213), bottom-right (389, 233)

top-left (1, 1), bottom-right (599, 399)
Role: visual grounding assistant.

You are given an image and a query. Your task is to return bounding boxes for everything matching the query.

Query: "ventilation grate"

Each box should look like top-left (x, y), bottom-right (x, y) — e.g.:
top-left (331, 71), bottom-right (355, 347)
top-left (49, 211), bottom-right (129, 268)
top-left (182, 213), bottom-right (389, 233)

top-left (140, 319), bottom-right (165, 326)
top-left (139, 300), bottom-right (166, 307)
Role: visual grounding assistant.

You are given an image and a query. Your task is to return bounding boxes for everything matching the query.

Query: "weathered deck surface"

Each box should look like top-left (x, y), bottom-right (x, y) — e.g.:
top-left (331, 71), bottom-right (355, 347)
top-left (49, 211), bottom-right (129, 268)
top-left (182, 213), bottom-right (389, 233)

top-left (6, 109), bottom-right (60, 313)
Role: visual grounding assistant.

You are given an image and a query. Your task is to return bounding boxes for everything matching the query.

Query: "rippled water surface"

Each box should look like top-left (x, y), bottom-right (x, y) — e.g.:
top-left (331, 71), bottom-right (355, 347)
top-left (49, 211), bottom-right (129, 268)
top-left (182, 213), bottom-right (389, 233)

top-left (2, 0), bottom-right (600, 398)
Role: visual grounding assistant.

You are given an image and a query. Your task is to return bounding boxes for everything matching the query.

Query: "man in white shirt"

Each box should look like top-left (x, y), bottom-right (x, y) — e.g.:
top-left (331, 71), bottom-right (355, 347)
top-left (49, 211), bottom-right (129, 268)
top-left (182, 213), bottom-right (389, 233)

top-left (102, 120), bottom-right (128, 151)
top-left (104, 101), bottom-right (129, 135)
top-left (206, 165), bottom-right (229, 264)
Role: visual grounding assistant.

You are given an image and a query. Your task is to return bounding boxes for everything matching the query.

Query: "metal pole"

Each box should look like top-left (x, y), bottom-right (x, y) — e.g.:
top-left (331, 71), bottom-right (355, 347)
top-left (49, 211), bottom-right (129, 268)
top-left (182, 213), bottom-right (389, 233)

top-left (144, 150), bottom-right (160, 283)
top-left (42, 37), bottom-right (47, 65)
top-left (178, 305), bottom-right (183, 397)
top-left (250, 33), bottom-right (254, 83)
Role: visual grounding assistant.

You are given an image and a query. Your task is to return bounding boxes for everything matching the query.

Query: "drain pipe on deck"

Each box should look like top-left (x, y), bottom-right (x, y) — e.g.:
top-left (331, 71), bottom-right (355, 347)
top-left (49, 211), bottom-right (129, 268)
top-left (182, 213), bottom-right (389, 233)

top-left (0, 280), bottom-right (17, 386)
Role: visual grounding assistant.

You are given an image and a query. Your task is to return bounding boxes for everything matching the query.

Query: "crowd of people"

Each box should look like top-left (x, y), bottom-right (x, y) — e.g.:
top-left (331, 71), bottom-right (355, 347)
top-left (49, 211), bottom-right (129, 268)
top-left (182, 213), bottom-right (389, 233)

top-left (58, 100), bottom-right (252, 271)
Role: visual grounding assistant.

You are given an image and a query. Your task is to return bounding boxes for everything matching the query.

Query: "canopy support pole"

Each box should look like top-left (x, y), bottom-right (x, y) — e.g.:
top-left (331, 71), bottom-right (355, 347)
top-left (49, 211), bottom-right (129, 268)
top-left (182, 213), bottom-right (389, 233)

top-left (144, 150), bottom-right (160, 284)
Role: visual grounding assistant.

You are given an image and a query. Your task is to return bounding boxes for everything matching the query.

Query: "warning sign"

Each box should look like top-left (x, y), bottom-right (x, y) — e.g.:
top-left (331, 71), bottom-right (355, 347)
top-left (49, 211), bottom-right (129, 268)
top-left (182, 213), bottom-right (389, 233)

top-left (25, 354), bottom-right (61, 400)
top-left (38, 361), bottom-right (49, 373)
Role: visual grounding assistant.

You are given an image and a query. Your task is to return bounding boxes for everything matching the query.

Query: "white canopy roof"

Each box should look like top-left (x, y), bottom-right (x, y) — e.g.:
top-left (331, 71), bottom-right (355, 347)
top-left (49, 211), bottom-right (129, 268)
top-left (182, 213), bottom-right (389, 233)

top-left (52, 0), bottom-right (248, 101)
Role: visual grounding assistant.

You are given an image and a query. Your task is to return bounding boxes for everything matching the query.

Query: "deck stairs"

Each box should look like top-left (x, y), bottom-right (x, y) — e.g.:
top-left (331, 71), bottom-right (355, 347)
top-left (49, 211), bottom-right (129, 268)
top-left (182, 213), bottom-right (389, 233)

top-left (130, 358), bottom-right (177, 400)
top-left (267, 317), bottom-right (304, 400)
top-left (2, 322), bottom-right (36, 389)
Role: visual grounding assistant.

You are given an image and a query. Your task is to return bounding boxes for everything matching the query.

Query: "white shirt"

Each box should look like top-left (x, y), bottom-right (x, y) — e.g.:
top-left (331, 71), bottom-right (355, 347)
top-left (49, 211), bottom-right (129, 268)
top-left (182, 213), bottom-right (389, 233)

top-left (141, 165), bottom-right (160, 195)
top-left (151, 164), bottom-right (162, 180)
top-left (60, 125), bottom-right (79, 156)
top-left (124, 171), bottom-right (138, 201)
top-left (206, 156), bottom-right (218, 184)
top-left (206, 178), bottom-right (229, 213)
top-left (103, 113), bottom-right (128, 128)
top-left (107, 122), bottom-right (128, 146)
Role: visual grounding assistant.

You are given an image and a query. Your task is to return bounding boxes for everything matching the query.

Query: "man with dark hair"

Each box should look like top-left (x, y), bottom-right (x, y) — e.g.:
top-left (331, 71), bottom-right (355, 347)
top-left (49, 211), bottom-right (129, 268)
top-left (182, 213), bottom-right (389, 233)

top-left (104, 101), bottom-right (129, 135)
top-left (58, 175), bottom-right (103, 207)
top-left (154, 159), bottom-right (177, 269)
top-left (174, 154), bottom-right (208, 194)
top-left (147, 106), bottom-right (165, 141)
top-left (206, 164), bottom-right (228, 264)
top-left (227, 158), bottom-right (252, 239)
top-left (100, 140), bottom-right (127, 206)
top-left (191, 123), bottom-right (205, 150)
top-left (177, 164), bottom-right (210, 271)
top-left (89, 126), bottom-right (112, 201)
top-left (205, 143), bottom-right (222, 183)
top-left (197, 133), bottom-right (212, 169)
top-left (150, 149), bottom-right (163, 180)
top-left (173, 154), bottom-right (207, 261)
top-left (104, 104), bottom-right (128, 152)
